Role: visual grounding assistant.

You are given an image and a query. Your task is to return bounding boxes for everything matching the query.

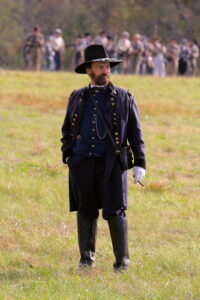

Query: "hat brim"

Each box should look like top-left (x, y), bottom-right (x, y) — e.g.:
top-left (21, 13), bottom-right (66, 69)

top-left (75, 58), bottom-right (122, 74)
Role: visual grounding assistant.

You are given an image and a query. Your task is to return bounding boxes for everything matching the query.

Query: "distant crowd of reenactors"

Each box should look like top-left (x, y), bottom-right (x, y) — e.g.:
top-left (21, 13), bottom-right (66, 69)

top-left (24, 25), bottom-right (65, 71)
top-left (24, 26), bottom-right (199, 76)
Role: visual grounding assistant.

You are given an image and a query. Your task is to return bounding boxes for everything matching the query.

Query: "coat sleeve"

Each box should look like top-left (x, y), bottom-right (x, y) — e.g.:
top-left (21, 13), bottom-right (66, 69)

top-left (60, 92), bottom-right (75, 164)
top-left (127, 93), bottom-right (146, 169)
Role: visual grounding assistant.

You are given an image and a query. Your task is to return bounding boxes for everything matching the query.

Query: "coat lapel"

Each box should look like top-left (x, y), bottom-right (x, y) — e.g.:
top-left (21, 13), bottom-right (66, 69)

top-left (73, 87), bottom-right (87, 139)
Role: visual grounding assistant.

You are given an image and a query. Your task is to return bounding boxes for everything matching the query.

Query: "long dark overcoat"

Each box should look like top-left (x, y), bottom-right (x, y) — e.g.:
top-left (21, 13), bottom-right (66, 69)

top-left (61, 82), bottom-right (146, 213)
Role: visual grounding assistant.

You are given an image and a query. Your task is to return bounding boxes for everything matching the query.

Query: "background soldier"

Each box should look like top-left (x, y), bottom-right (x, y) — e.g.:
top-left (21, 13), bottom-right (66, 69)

top-left (132, 33), bottom-right (144, 74)
top-left (141, 37), bottom-right (154, 75)
top-left (74, 35), bottom-right (85, 68)
top-left (45, 36), bottom-right (55, 71)
top-left (82, 33), bottom-right (93, 50)
top-left (188, 39), bottom-right (199, 76)
top-left (105, 35), bottom-right (115, 58)
top-left (94, 30), bottom-right (108, 48)
top-left (116, 31), bottom-right (132, 73)
top-left (50, 28), bottom-right (65, 71)
top-left (152, 38), bottom-right (166, 77)
top-left (24, 25), bottom-right (45, 71)
top-left (178, 39), bottom-right (190, 75)
top-left (166, 38), bottom-right (180, 76)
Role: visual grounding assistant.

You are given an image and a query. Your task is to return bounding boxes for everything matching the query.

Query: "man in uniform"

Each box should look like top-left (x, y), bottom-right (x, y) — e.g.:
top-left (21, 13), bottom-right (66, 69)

top-left (188, 39), bottom-right (199, 76)
top-left (50, 28), bottom-right (65, 70)
top-left (61, 44), bottom-right (146, 271)
top-left (178, 39), bottom-right (190, 75)
top-left (132, 33), bottom-right (144, 74)
top-left (24, 25), bottom-right (45, 71)
top-left (166, 38), bottom-right (180, 76)
top-left (94, 30), bottom-right (108, 48)
top-left (152, 38), bottom-right (166, 77)
top-left (116, 31), bottom-right (132, 74)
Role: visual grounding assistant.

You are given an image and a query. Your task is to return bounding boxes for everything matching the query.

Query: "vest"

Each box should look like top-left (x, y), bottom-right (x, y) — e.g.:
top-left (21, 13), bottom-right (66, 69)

top-left (72, 85), bottom-right (108, 157)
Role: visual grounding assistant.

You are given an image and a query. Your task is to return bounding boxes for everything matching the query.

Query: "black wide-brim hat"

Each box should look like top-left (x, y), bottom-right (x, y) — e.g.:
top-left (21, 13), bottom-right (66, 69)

top-left (75, 44), bottom-right (122, 74)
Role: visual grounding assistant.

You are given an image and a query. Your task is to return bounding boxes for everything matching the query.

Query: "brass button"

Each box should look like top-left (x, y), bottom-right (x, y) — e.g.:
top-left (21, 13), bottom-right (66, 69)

top-left (113, 113), bottom-right (116, 116)
top-left (92, 144), bottom-right (95, 147)
top-left (111, 97), bottom-right (114, 100)
top-left (115, 137), bottom-right (119, 140)
top-left (116, 141), bottom-right (119, 144)
top-left (115, 132), bottom-right (119, 136)
top-left (79, 98), bottom-right (82, 101)
top-left (113, 118), bottom-right (117, 121)
top-left (92, 137), bottom-right (95, 140)
top-left (113, 122), bottom-right (117, 125)
top-left (72, 122), bottom-right (74, 126)
top-left (75, 113), bottom-right (78, 117)
top-left (112, 103), bottom-right (116, 106)
top-left (92, 129), bottom-right (95, 131)
top-left (92, 121), bottom-right (95, 124)
top-left (73, 118), bottom-right (76, 121)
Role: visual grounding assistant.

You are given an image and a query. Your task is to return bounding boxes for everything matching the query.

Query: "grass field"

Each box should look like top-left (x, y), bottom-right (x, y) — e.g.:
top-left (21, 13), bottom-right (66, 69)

top-left (0, 71), bottom-right (200, 300)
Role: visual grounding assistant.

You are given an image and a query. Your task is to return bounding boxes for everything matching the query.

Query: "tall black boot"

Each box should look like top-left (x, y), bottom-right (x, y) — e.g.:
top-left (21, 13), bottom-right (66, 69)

top-left (108, 215), bottom-right (130, 271)
top-left (77, 212), bottom-right (98, 268)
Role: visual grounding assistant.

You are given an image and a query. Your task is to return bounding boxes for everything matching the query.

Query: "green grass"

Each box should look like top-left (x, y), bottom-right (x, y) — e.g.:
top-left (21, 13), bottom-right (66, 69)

top-left (0, 71), bottom-right (200, 300)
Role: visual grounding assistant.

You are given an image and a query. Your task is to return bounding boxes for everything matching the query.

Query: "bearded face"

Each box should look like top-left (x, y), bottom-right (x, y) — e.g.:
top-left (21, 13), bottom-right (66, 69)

top-left (86, 62), bottom-right (111, 86)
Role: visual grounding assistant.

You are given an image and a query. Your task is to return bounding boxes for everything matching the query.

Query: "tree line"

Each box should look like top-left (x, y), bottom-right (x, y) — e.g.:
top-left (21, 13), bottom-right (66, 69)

top-left (0, 0), bottom-right (199, 69)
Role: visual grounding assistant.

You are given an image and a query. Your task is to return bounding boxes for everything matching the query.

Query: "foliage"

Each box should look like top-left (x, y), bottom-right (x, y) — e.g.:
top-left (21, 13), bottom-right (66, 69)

top-left (0, 0), bottom-right (200, 68)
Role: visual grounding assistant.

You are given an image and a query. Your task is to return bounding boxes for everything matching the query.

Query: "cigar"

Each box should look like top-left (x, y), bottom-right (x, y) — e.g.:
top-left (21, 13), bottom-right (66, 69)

top-left (138, 180), bottom-right (144, 187)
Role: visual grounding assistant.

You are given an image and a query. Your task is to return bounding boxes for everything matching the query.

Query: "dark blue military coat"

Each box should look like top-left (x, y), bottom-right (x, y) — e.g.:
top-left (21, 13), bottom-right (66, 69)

top-left (61, 82), bottom-right (146, 213)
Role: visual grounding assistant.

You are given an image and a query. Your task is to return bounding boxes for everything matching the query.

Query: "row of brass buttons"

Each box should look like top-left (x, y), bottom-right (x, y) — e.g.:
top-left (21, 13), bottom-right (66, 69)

top-left (110, 96), bottom-right (119, 145)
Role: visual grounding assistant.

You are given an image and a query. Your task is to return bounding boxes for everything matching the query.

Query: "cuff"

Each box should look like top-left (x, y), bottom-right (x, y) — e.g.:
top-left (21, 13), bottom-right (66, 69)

top-left (133, 158), bottom-right (146, 169)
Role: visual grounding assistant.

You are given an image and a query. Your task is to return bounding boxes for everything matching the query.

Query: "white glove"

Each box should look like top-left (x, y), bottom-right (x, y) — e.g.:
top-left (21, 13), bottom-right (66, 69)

top-left (133, 166), bottom-right (146, 184)
top-left (65, 157), bottom-right (69, 163)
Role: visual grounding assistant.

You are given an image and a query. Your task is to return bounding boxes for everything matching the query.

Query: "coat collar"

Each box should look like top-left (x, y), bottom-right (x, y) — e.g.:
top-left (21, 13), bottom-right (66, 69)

top-left (84, 81), bottom-right (117, 96)
top-left (108, 82), bottom-right (118, 97)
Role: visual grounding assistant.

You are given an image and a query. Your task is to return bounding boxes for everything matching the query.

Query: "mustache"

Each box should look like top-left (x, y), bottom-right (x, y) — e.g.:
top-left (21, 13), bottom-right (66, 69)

top-left (99, 74), bottom-right (109, 78)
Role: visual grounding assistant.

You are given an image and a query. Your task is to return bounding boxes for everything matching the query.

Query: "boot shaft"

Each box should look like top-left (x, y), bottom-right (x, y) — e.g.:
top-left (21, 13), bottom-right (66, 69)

top-left (108, 215), bottom-right (130, 270)
top-left (77, 212), bottom-right (98, 265)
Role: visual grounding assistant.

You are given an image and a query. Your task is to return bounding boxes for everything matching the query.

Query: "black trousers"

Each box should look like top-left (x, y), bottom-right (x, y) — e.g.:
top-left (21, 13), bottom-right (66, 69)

top-left (68, 154), bottom-right (126, 220)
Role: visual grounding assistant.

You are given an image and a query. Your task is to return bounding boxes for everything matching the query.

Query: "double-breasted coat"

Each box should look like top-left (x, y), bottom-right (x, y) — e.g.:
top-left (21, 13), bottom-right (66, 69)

top-left (61, 82), bottom-right (146, 213)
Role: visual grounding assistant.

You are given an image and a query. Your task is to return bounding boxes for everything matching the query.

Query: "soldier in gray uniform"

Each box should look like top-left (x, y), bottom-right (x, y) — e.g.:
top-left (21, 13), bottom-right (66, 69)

top-left (24, 25), bottom-right (45, 71)
top-left (188, 39), bottom-right (199, 76)
top-left (166, 38), bottom-right (180, 76)
top-left (152, 38), bottom-right (166, 77)
top-left (74, 35), bottom-right (85, 68)
top-left (132, 33), bottom-right (144, 74)
top-left (178, 39), bottom-right (190, 75)
top-left (141, 37), bottom-right (154, 75)
top-left (116, 31), bottom-right (132, 74)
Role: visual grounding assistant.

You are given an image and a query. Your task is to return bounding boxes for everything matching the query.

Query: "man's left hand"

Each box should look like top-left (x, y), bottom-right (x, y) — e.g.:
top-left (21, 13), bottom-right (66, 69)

top-left (133, 166), bottom-right (146, 184)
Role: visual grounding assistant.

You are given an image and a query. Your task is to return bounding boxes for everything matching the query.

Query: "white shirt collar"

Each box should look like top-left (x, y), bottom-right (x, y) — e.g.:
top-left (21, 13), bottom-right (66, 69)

top-left (89, 83), bottom-right (108, 88)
